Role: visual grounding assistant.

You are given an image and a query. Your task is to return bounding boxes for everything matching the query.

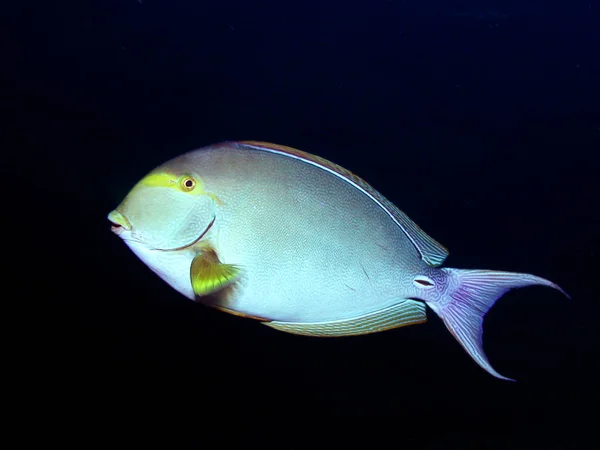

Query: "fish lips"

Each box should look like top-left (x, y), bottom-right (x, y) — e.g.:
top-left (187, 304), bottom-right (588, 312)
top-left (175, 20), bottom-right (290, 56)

top-left (111, 224), bottom-right (125, 236)
top-left (108, 210), bottom-right (132, 236)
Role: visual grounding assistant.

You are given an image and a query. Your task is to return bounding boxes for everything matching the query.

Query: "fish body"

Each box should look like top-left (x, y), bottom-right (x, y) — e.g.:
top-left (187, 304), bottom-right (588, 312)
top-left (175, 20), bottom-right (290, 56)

top-left (108, 141), bottom-right (568, 380)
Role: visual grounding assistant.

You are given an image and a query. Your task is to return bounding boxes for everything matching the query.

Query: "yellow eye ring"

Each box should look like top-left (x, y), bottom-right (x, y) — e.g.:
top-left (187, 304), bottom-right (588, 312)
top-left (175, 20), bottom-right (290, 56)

top-left (179, 175), bottom-right (196, 192)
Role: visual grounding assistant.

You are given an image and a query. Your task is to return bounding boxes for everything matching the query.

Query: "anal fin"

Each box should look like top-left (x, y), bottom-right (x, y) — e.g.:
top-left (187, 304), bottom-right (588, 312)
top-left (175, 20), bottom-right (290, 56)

top-left (264, 300), bottom-right (426, 337)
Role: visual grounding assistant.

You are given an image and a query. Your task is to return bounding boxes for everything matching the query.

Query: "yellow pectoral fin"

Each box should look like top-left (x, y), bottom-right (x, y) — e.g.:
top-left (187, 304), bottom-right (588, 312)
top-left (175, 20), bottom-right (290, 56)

top-left (190, 250), bottom-right (242, 297)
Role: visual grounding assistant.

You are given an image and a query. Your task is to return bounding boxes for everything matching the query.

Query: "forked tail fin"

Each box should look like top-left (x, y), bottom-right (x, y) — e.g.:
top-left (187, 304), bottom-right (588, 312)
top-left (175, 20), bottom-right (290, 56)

top-left (432, 268), bottom-right (569, 381)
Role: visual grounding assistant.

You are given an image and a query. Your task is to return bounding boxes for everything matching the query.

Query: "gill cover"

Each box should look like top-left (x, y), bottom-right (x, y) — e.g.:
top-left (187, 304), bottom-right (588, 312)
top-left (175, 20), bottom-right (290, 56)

top-left (116, 170), bottom-right (219, 250)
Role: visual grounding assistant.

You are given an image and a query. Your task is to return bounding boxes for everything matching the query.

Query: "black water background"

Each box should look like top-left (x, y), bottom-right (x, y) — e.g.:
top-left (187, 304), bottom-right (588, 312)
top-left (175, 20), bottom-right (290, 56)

top-left (5, 0), bottom-right (599, 446)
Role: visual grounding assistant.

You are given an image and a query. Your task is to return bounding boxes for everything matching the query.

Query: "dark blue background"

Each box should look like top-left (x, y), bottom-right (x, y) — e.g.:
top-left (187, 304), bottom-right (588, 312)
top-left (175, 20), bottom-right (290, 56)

top-left (7, 0), bottom-right (599, 446)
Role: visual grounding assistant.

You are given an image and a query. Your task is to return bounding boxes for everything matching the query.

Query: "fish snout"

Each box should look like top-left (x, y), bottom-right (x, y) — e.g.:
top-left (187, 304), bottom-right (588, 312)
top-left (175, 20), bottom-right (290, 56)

top-left (108, 210), bottom-right (132, 236)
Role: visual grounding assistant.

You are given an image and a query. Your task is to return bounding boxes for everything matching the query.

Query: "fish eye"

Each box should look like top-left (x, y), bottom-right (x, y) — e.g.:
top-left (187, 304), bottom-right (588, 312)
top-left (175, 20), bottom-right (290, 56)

top-left (179, 176), bottom-right (196, 192)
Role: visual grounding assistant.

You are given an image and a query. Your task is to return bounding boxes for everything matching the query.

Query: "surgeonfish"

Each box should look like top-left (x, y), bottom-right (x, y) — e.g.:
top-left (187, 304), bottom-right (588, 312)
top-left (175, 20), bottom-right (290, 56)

top-left (108, 141), bottom-right (569, 380)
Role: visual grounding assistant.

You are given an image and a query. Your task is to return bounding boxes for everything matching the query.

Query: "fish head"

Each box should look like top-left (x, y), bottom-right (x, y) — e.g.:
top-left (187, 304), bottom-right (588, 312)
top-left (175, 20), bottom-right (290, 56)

top-left (108, 164), bottom-right (221, 300)
top-left (108, 168), bottom-right (218, 253)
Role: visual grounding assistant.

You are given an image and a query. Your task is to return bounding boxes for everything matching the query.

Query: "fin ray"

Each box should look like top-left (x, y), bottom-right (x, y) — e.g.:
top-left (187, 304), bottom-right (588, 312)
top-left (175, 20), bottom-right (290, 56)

top-left (264, 300), bottom-right (426, 337)
top-left (190, 250), bottom-right (241, 297)
top-left (434, 268), bottom-right (569, 381)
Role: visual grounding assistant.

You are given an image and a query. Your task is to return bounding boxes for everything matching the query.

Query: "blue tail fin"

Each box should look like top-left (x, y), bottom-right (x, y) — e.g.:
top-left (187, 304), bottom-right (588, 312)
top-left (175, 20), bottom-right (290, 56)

top-left (433, 268), bottom-right (569, 381)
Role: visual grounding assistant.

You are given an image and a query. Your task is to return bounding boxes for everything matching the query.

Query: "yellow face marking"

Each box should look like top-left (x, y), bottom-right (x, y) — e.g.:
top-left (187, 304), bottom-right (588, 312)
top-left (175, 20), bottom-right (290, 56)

top-left (137, 171), bottom-right (223, 203)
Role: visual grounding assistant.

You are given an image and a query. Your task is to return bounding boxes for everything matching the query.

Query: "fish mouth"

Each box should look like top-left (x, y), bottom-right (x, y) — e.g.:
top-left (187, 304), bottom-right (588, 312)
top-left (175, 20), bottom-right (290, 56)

top-left (108, 210), bottom-right (132, 236)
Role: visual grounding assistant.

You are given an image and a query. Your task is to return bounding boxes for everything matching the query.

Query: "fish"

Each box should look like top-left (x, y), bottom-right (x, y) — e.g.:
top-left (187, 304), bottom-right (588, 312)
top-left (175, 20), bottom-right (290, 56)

top-left (108, 140), bottom-right (569, 380)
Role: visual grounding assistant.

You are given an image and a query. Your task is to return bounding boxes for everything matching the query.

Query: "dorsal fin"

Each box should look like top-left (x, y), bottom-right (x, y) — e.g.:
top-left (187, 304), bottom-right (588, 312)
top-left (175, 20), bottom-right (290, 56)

top-left (235, 141), bottom-right (449, 267)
